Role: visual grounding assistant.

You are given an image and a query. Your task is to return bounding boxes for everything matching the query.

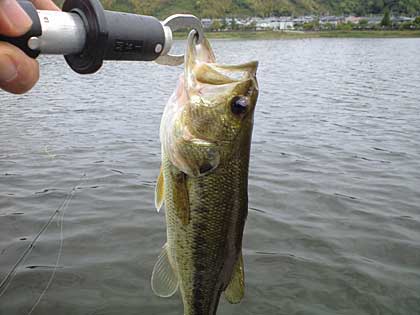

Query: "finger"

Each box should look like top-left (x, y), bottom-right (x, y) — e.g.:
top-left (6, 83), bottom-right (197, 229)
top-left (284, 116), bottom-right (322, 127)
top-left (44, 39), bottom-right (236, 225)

top-left (30, 0), bottom-right (60, 10)
top-left (0, 0), bottom-right (33, 36)
top-left (0, 42), bottom-right (39, 94)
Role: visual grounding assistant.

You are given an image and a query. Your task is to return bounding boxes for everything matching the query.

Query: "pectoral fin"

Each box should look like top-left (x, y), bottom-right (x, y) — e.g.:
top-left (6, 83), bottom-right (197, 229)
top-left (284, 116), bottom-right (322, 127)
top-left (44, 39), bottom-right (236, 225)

top-left (170, 168), bottom-right (190, 225)
top-left (155, 167), bottom-right (164, 212)
top-left (224, 253), bottom-right (245, 304)
top-left (151, 244), bottom-right (178, 298)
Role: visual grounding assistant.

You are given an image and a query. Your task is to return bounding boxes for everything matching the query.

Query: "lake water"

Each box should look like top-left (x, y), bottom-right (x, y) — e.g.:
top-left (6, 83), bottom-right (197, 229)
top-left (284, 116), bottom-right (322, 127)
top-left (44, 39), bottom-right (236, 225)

top-left (1, 38), bottom-right (420, 315)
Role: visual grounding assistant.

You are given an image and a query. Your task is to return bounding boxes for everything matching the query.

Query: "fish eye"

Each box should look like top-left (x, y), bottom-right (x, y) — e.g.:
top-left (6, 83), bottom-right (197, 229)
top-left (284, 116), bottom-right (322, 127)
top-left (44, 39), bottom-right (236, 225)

top-left (230, 96), bottom-right (248, 115)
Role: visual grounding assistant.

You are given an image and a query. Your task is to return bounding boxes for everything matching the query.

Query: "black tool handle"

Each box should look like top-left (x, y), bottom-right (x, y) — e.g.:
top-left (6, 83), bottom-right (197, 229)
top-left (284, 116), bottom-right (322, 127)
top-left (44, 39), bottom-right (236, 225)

top-left (103, 11), bottom-right (165, 61)
top-left (0, 0), bottom-right (42, 58)
top-left (64, 0), bottom-right (165, 74)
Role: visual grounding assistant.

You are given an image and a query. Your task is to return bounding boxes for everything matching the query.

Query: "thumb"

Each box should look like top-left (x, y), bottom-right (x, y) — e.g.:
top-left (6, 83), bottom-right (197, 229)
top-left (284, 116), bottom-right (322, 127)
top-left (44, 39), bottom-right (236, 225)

top-left (0, 0), bottom-right (33, 36)
top-left (0, 42), bottom-right (39, 94)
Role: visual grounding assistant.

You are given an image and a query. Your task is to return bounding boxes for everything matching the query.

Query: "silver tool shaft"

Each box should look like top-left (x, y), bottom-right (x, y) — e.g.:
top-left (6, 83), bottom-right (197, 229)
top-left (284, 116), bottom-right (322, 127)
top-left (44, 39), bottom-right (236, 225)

top-left (28, 11), bottom-right (86, 55)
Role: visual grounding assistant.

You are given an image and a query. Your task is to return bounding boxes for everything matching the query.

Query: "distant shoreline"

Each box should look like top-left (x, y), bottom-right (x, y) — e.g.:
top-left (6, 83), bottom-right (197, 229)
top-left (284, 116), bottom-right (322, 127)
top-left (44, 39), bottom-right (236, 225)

top-left (174, 30), bottom-right (420, 40)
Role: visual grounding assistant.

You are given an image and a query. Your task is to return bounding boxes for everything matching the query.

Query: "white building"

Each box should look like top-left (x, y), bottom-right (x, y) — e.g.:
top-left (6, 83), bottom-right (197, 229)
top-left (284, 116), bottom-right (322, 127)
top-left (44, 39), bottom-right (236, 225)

top-left (256, 17), bottom-right (295, 30)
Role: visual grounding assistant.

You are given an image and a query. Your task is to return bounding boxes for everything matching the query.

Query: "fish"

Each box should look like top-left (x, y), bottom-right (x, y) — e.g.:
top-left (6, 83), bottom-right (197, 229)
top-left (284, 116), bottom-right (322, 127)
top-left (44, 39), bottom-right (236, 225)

top-left (151, 33), bottom-right (259, 315)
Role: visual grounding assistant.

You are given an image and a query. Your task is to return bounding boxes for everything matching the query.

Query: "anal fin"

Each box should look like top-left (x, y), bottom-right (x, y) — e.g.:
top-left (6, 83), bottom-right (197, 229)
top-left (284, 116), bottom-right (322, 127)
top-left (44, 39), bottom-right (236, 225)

top-left (224, 253), bottom-right (245, 304)
top-left (151, 244), bottom-right (178, 297)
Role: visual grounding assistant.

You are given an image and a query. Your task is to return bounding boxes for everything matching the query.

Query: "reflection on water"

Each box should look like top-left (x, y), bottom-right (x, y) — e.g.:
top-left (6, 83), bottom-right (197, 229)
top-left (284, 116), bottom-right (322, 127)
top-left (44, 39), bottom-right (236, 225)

top-left (1, 38), bottom-right (420, 315)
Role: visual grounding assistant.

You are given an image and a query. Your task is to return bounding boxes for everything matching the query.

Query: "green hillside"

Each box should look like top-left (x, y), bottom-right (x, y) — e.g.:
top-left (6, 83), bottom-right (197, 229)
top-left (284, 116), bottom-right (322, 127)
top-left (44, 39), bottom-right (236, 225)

top-left (55, 0), bottom-right (420, 18)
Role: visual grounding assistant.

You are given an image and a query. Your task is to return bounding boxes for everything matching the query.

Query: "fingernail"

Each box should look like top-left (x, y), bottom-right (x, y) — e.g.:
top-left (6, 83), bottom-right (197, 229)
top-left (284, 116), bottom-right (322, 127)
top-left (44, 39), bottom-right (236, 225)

top-left (0, 54), bottom-right (18, 83)
top-left (0, 0), bottom-right (33, 34)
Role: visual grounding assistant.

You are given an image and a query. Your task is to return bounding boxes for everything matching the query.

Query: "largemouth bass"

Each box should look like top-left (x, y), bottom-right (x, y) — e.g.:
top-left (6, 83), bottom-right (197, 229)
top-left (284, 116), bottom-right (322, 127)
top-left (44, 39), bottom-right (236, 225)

top-left (151, 33), bottom-right (258, 315)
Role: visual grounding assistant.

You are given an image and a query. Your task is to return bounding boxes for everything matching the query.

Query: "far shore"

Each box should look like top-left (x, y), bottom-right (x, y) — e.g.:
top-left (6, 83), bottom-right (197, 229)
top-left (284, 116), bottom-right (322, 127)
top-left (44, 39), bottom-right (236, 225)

top-left (174, 30), bottom-right (420, 40)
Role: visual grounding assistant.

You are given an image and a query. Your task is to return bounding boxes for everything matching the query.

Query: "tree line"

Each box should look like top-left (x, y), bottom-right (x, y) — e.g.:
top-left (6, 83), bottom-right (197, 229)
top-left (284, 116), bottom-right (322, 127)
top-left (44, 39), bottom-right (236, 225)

top-left (54, 0), bottom-right (420, 18)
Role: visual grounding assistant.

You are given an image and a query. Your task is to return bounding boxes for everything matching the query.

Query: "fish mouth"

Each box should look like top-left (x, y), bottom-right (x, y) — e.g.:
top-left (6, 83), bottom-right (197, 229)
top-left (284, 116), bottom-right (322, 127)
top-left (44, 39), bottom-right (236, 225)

top-left (185, 33), bottom-right (258, 88)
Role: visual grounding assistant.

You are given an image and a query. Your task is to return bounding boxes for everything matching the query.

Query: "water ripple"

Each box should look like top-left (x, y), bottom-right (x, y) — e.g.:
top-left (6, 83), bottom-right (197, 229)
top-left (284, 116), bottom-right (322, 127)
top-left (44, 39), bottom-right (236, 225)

top-left (1, 38), bottom-right (420, 314)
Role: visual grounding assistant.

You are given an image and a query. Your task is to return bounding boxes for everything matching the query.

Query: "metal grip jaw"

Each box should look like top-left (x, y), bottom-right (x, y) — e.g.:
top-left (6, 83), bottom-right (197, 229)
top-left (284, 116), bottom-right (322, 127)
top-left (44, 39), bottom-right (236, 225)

top-left (156, 14), bottom-right (205, 66)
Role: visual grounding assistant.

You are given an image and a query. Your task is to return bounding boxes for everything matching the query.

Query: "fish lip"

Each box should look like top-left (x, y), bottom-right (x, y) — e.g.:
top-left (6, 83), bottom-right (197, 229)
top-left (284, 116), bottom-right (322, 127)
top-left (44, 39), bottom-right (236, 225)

top-left (212, 60), bottom-right (259, 76)
top-left (198, 61), bottom-right (259, 80)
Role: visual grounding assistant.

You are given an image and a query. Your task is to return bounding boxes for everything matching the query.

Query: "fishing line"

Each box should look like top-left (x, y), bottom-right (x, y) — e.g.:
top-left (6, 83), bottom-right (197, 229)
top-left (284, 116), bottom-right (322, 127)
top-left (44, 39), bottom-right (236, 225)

top-left (0, 174), bottom-right (86, 306)
top-left (26, 180), bottom-right (76, 315)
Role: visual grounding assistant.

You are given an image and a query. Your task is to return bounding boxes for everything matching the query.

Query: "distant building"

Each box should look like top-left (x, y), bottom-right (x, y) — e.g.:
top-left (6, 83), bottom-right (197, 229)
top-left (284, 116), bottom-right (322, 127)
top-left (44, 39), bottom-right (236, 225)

top-left (320, 16), bottom-right (345, 26)
top-left (293, 16), bottom-right (316, 24)
top-left (201, 18), bottom-right (213, 29)
top-left (345, 16), bottom-right (362, 24)
top-left (256, 17), bottom-right (295, 30)
top-left (392, 16), bottom-right (414, 23)
top-left (365, 16), bottom-right (382, 24)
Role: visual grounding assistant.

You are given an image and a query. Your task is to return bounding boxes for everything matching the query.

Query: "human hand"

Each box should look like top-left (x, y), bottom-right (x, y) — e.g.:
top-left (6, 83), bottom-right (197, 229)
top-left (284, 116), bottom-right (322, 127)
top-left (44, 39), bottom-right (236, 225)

top-left (0, 0), bottom-right (59, 94)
